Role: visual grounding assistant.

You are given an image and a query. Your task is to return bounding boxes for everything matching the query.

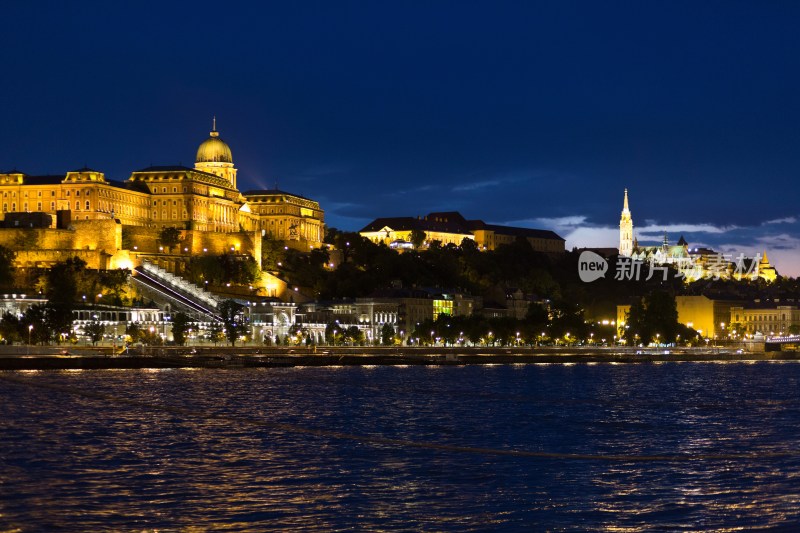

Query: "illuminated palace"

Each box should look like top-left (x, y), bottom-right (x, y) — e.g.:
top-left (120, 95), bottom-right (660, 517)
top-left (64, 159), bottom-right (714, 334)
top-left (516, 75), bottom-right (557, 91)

top-left (0, 121), bottom-right (325, 264)
top-left (360, 211), bottom-right (565, 254)
top-left (618, 189), bottom-right (776, 282)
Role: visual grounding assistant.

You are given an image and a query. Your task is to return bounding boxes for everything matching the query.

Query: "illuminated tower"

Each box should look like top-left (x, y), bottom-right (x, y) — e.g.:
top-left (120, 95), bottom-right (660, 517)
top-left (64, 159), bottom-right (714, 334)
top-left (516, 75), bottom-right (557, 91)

top-left (194, 117), bottom-right (238, 189)
top-left (619, 188), bottom-right (633, 257)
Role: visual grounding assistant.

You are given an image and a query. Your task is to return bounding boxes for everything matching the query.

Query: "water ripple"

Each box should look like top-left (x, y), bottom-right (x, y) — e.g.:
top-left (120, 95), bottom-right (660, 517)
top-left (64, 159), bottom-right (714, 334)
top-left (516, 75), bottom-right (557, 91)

top-left (1, 362), bottom-right (800, 530)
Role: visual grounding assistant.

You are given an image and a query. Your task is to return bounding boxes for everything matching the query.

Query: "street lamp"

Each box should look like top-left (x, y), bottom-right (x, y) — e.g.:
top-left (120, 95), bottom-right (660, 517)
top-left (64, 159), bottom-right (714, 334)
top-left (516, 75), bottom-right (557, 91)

top-left (27, 324), bottom-right (33, 355)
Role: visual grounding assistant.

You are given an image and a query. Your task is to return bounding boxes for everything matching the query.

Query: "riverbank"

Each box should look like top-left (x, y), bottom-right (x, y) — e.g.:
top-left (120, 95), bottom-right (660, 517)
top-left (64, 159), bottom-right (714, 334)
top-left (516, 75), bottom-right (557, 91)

top-left (0, 345), bottom-right (797, 370)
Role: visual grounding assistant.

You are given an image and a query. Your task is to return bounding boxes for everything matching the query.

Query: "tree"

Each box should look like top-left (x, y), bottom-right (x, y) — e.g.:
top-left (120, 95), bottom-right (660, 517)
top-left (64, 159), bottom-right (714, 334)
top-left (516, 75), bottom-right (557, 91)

top-left (84, 320), bottom-right (105, 346)
top-left (45, 257), bottom-right (86, 337)
top-left (625, 290), bottom-right (680, 345)
top-left (0, 245), bottom-right (16, 289)
top-left (325, 321), bottom-right (342, 345)
top-left (158, 226), bottom-right (181, 252)
top-left (410, 228), bottom-right (426, 249)
top-left (345, 326), bottom-right (365, 346)
top-left (218, 299), bottom-right (248, 346)
top-left (380, 323), bottom-right (395, 345)
top-left (459, 237), bottom-right (479, 253)
top-left (140, 328), bottom-right (162, 346)
top-left (187, 253), bottom-right (259, 286)
top-left (21, 304), bottom-right (51, 345)
top-left (170, 312), bottom-right (192, 346)
top-left (0, 312), bottom-right (20, 344)
top-left (125, 322), bottom-right (143, 345)
top-left (261, 235), bottom-right (287, 271)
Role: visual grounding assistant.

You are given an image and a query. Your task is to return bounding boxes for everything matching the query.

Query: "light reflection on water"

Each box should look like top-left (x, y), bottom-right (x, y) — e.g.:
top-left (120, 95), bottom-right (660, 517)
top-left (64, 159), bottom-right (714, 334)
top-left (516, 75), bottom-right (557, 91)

top-left (1, 362), bottom-right (800, 531)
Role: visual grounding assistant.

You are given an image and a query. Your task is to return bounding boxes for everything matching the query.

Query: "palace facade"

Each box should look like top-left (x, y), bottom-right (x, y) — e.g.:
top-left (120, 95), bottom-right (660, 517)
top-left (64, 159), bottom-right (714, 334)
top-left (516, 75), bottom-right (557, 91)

top-left (360, 211), bottom-right (565, 254)
top-left (0, 121), bottom-right (325, 247)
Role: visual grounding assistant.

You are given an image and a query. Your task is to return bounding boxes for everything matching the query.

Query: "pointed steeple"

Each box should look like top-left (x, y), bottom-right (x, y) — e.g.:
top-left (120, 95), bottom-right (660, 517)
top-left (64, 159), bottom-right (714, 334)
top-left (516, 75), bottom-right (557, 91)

top-left (210, 116), bottom-right (219, 138)
top-left (677, 235), bottom-right (688, 247)
top-left (619, 188), bottom-right (634, 257)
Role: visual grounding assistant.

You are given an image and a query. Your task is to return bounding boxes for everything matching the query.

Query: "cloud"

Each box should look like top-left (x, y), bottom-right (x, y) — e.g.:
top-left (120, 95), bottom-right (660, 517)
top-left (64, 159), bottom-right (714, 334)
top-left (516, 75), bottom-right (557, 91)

top-left (502, 216), bottom-right (588, 234)
top-left (453, 179), bottom-right (503, 192)
top-left (452, 171), bottom-right (542, 192)
top-left (564, 227), bottom-right (619, 250)
top-left (762, 216), bottom-right (798, 225)
top-left (637, 223), bottom-right (738, 234)
top-left (752, 233), bottom-right (800, 251)
top-left (385, 184), bottom-right (441, 196)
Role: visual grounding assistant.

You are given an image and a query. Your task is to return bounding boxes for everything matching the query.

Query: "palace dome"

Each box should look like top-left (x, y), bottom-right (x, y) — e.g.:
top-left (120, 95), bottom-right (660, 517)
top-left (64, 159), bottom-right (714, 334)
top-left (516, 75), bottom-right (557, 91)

top-left (196, 128), bottom-right (233, 164)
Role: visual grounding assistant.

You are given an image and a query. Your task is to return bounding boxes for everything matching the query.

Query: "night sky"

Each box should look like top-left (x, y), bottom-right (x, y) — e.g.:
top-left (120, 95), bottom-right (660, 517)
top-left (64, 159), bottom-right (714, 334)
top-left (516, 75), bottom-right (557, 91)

top-left (2, 1), bottom-right (799, 274)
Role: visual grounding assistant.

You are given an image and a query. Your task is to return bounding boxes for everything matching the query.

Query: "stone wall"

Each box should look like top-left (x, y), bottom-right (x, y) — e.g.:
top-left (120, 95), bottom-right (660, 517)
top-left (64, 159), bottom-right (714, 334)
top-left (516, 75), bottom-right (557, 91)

top-left (124, 226), bottom-right (261, 263)
top-left (0, 218), bottom-right (122, 269)
top-left (14, 249), bottom-right (111, 269)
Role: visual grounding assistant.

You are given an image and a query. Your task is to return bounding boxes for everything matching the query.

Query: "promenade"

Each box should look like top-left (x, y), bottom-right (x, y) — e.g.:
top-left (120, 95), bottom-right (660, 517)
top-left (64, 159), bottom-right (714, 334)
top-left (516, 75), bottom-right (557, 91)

top-left (0, 345), bottom-right (796, 370)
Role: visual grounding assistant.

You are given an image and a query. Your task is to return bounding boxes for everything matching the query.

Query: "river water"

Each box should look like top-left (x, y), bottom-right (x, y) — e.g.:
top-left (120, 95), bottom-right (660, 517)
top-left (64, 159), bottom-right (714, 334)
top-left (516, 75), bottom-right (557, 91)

top-left (2, 361), bottom-right (800, 531)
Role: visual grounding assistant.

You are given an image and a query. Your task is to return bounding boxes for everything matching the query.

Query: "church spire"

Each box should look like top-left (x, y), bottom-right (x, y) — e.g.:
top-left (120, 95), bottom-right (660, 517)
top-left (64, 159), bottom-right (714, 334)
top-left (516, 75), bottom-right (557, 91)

top-left (619, 188), bottom-right (634, 257)
top-left (210, 116), bottom-right (218, 137)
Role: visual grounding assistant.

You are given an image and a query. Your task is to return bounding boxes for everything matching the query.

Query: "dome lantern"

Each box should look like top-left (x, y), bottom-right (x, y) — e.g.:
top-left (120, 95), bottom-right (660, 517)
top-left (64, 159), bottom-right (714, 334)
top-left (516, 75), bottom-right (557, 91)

top-left (196, 117), bottom-right (233, 164)
top-left (194, 117), bottom-right (238, 188)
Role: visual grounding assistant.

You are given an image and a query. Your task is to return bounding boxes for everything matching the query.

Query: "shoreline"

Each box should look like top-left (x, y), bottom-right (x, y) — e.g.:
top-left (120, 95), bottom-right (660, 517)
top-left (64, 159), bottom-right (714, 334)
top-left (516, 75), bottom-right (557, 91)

top-left (0, 346), bottom-right (797, 370)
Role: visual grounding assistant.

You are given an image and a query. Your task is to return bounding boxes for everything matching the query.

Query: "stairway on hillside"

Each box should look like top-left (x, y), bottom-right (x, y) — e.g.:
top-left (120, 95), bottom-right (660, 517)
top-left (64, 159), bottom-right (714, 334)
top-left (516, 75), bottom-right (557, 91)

top-left (140, 261), bottom-right (221, 309)
top-left (132, 262), bottom-right (223, 321)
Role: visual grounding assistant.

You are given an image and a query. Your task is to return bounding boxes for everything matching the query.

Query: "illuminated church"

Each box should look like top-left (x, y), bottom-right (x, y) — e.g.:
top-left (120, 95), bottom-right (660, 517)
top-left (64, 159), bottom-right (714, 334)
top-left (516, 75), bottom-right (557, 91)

top-left (0, 121), bottom-right (325, 268)
top-left (618, 189), bottom-right (776, 282)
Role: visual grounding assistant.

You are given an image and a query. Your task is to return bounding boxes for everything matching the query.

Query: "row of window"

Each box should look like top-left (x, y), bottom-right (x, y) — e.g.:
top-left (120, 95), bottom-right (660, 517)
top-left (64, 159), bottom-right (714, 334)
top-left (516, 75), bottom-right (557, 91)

top-left (3, 189), bottom-right (93, 199)
top-left (741, 315), bottom-right (792, 322)
top-left (2, 201), bottom-right (68, 212)
top-left (98, 189), bottom-right (148, 205)
top-left (151, 186), bottom-right (188, 194)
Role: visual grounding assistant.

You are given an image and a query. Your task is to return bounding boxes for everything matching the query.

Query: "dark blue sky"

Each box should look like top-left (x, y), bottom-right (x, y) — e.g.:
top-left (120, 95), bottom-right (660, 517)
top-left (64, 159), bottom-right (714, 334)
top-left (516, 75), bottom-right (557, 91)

top-left (2, 1), bottom-right (800, 273)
